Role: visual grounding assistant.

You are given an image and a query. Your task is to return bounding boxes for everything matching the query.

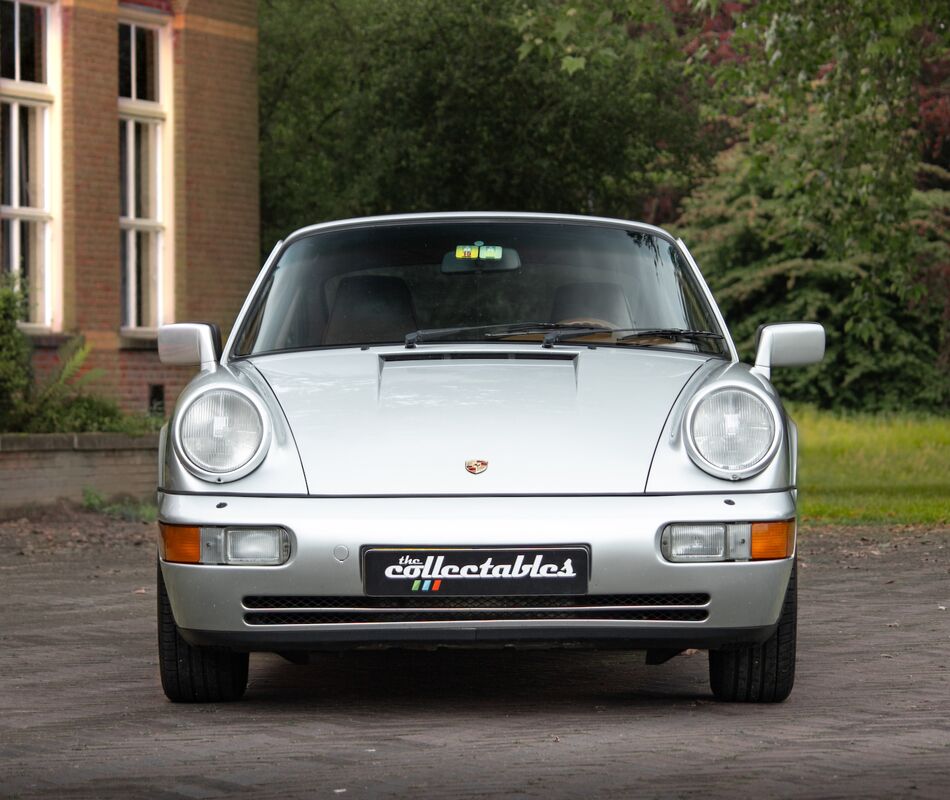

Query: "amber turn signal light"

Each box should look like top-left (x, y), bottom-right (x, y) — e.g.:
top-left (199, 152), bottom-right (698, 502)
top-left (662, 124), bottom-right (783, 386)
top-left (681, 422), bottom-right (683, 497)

top-left (751, 519), bottom-right (796, 560)
top-left (159, 523), bottom-right (201, 564)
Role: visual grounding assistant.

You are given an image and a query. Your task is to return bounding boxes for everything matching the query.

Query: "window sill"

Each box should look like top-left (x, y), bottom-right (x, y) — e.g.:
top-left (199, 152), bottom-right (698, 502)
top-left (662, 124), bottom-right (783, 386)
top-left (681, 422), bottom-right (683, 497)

top-left (17, 321), bottom-right (52, 335)
top-left (20, 324), bottom-right (71, 350)
top-left (120, 326), bottom-right (158, 339)
top-left (119, 327), bottom-right (159, 350)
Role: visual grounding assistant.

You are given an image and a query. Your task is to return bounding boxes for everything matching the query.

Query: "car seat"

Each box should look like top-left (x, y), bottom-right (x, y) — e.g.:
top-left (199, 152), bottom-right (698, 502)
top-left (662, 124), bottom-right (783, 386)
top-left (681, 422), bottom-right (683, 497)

top-left (323, 275), bottom-right (418, 345)
top-left (550, 281), bottom-right (634, 328)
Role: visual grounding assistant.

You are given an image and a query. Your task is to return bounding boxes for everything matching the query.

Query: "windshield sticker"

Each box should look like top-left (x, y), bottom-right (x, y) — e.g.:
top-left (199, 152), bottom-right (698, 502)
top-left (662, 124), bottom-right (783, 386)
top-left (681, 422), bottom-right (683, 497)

top-left (455, 242), bottom-right (504, 260)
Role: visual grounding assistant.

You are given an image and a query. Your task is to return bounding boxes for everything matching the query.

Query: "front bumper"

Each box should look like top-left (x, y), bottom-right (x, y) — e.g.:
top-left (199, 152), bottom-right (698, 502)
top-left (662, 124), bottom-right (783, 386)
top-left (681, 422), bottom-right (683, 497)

top-left (158, 491), bottom-right (796, 652)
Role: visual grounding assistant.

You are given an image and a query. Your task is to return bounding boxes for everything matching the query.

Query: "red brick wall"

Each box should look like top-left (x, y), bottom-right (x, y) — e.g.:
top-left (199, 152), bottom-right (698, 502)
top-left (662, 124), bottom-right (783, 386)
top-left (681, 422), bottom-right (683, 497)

top-left (0, 432), bottom-right (160, 508)
top-left (173, 0), bottom-right (260, 334)
top-left (25, 0), bottom-right (259, 415)
top-left (60, 0), bottom-right (122, 400)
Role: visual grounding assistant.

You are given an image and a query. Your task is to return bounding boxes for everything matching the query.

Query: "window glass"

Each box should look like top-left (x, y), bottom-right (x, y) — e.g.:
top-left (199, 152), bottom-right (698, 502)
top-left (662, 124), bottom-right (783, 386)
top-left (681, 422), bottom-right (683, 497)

top-left (1, 218), bottom-right (11, 273)
top-left (133, 121), bottom-right (155, 218)
top-left (118, 24), bottom-right (132, 98)
top-left (1, 103), bottom-right (11, 206)
top-left (119, 121), bottom-right (128, 216)
top-left (0, 1), bottom-right (51, 326)
top-left (120, 231), bottom-right (129, 326)
top-left (18, 1), bottom-right (44, 83)
top-left (136, 230), bottom-right (157, 327)
top-left (119, 23), bottom-right (158, 102)
top-left (18, 103), bottom-right (43, 208)
top-left (118, 19), bottom-right (166, 329)
top-left (1, 1), bottom-right (15, 79)
top-left (134, 26), bottom-right (157, 101)
top-left (1, 1), bottom-right (45, 82)
top-left (238, 222), bottom-right (725, 356)
top-left (21, 218), bottom-right (43, 319)
top-left (121, 229), bottom-right (159, 328)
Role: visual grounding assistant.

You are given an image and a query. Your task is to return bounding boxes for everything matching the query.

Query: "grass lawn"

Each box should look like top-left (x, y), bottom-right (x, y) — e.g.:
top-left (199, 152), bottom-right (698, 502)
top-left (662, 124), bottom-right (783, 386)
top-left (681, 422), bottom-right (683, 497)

top-left (791, 405), bottom-right (950, 526)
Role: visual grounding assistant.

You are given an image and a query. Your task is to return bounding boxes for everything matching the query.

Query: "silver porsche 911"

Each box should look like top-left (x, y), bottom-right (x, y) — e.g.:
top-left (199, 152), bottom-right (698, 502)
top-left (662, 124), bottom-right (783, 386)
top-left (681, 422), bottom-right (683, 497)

top-left (156, 212), bottom-right (824, 703)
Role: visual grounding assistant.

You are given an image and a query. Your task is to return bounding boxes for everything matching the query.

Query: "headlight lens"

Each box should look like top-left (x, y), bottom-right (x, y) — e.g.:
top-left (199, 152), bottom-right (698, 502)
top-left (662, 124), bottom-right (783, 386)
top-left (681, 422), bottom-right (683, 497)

top-left (178, 389), bottom-right (266, 476)
top-left (685, 387), bottom-right (779, 479)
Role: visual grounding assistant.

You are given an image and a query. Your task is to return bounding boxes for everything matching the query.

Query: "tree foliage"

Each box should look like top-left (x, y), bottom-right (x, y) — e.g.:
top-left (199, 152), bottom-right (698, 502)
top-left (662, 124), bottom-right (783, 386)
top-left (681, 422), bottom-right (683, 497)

top-left (259, 0), bottom-right (713, 250)
top-left (676, 0), bottom-right (950, 411)
top-left (0, 283), bottom-right (155, 433)
top-left (676, 138), bottom-right (950, 411)
top-left (0, 278), bottom-right (32, 429)
top-left (524, 0), bottom-right (950, 410)
top-left (258, 0), bottom-right (950, 411)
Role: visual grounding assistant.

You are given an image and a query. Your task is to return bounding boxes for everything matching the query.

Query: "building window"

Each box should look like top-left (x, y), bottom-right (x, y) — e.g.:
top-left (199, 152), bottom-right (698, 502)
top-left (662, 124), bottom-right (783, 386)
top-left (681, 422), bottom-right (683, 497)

top-left (1, 0), bottom-right (56, 328)
top-left (118, 18), bottom-right (170, 332)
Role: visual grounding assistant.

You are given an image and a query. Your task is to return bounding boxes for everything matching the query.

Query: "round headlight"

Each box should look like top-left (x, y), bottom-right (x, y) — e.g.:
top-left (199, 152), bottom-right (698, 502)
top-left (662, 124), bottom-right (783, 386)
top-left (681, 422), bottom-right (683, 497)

top-left (175, 388), bottom-right (270, 481)
top-left (684, 386), bottom-right (780, 479)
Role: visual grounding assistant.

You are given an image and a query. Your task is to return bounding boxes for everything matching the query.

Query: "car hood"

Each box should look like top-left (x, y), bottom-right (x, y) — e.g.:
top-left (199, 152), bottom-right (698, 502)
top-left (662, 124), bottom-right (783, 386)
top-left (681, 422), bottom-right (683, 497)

top-left (250, 347), bottom-right (709, 495)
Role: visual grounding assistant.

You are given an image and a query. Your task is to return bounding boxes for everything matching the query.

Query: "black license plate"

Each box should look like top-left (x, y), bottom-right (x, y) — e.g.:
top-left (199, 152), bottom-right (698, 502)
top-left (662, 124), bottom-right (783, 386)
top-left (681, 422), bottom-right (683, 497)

top-left (363, 547), bottom-right (589, 597)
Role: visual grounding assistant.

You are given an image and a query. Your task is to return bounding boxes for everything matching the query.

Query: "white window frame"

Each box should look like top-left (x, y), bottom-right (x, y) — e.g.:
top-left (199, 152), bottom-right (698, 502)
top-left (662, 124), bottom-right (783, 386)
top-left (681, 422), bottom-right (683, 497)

top-left (118, 8), bottom-right (174, 336)
top-left (0, 0), bottom-right (62, 332)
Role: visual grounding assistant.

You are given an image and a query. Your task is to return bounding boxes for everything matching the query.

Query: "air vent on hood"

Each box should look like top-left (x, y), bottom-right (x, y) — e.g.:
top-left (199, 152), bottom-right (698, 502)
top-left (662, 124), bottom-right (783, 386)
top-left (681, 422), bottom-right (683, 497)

top-left (381, 351), bottom-right (577, 364)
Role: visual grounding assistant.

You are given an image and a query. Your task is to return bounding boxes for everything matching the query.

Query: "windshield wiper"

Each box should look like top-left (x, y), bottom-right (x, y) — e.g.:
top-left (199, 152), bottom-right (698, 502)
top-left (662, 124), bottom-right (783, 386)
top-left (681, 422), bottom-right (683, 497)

top-left (405, 321), bottom-right (593, 348)
top-left (540, 327), bottom-right (724, 347)
top-left (405, 323), bottom-right (725, 349)
top-left (615, 328), bottom-right (725, 343)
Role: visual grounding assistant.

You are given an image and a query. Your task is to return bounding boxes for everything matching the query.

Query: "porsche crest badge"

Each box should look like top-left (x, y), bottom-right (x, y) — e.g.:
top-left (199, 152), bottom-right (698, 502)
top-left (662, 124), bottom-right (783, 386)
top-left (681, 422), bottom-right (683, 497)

top-left (465, 459), bottom-right (488, 475)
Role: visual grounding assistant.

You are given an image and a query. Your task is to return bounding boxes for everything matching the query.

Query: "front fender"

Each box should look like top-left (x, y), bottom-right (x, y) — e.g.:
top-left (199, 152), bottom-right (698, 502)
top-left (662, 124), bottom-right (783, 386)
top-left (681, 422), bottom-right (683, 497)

top-left (160, 362), bottom-right (308, 496)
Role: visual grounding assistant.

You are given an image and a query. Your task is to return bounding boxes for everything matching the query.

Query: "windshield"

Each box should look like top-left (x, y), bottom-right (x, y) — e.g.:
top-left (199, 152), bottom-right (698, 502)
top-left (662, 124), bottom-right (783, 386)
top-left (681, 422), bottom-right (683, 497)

top-left (234, 221), bottom-right (727, 357)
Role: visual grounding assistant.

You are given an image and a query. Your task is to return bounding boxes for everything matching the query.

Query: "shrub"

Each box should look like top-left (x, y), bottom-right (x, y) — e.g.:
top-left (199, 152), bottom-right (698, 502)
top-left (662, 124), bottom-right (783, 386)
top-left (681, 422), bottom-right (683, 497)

top-left (0, 278), bottom-right (32, 429)
top-left (0, 282), bottom-right (163, 434)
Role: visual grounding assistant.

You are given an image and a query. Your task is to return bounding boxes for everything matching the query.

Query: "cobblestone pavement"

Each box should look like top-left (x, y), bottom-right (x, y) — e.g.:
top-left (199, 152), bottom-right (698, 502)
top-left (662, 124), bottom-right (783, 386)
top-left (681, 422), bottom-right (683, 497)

top-left (1, 507), bottom-right (948, 799)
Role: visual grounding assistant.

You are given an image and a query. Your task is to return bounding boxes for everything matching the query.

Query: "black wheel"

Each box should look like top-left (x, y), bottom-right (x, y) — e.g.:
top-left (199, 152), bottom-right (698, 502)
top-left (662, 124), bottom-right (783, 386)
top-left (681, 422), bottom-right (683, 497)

top-left (157, 563), bottom-right (249, 702)
top-left (709, 560), bottom-right (797, 703)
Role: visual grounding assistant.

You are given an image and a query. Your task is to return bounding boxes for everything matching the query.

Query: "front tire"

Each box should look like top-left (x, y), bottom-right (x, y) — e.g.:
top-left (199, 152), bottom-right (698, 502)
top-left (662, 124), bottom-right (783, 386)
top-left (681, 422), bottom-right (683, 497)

top-left (708, 561), bottom-right (797, 703)
top-left (157, 564), bottom-right (249, 702)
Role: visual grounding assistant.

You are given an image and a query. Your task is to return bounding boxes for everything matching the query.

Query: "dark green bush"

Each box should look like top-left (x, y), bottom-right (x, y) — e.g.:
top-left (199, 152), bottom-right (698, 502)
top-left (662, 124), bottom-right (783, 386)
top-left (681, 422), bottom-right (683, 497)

top-left (0, 279), bottom-right (33, 429)
top-left (0, 282), bottom-right (162, 434)
top-left (675, 143), bottom-right (950, 412)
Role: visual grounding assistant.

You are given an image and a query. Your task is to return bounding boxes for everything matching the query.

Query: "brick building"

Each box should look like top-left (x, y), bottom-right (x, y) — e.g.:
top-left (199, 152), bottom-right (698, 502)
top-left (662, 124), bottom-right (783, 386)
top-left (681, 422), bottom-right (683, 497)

top-left (1, 0), bottom-right (259, 413)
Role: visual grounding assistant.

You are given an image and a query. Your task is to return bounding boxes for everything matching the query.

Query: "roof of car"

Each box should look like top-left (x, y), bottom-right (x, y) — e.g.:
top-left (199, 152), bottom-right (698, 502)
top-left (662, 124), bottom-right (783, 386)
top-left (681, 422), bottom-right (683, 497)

top-left (282, 212), bottom-right (676, 248)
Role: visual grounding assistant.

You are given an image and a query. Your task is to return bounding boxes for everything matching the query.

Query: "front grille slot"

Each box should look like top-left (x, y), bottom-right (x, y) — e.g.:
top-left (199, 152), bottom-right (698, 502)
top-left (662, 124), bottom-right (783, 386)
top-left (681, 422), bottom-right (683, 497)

top-left (242, 593), bottom-right (710, 626)
top-left (245, 593), bottom-right (708, 609)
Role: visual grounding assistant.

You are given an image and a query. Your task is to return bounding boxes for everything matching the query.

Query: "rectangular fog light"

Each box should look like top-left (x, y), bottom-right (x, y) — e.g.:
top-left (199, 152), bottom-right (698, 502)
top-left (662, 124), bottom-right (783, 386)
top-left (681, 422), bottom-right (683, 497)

top-left (662, 524), bottom-right (726, 562)
top-left (225, 527), bottom-right (290, 565)
top-left (660, 522), bottom-right (761, 563)
top-left (197, 526), bottom-right (290, 565)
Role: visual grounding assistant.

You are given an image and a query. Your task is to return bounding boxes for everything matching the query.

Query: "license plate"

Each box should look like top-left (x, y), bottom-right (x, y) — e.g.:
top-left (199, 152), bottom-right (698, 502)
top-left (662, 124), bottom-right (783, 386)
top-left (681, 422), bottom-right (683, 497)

top-left (362, 547), bottom-right (589, 596)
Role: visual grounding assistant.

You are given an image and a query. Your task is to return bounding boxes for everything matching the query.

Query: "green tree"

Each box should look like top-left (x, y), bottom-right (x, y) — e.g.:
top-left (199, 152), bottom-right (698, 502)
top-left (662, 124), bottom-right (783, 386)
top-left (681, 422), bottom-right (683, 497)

top-left (676, 0), bottom-right (950, 410)
top-left (509, 0), bottom-right (949, 410)
top-left (259, 0), bottom-right (713, 251)
top-left (676, 136), bottom-right (949, 411)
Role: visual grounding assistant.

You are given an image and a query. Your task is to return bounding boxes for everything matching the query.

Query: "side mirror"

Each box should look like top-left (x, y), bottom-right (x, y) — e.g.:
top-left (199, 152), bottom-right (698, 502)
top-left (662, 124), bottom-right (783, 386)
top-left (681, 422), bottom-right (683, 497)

top-left (158, 323), bottom-right (222, 370)
top-left (753, 322), bottom-right (825, 380)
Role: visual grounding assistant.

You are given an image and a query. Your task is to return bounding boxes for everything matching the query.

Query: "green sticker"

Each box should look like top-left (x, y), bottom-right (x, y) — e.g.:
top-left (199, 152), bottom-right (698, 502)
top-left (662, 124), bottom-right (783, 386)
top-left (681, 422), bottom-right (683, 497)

top-left (479, 245), bottom-right (503, 260)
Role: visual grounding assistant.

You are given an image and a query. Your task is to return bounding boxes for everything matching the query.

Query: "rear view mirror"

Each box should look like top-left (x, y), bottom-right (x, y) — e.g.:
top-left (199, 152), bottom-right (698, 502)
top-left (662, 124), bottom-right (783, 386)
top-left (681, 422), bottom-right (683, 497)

top-left (158, 323), bottom-right (222, 370)
top-left (753, 322), bottom-right (825, 379)
top-left (441, 243), bottom-right (521, 273)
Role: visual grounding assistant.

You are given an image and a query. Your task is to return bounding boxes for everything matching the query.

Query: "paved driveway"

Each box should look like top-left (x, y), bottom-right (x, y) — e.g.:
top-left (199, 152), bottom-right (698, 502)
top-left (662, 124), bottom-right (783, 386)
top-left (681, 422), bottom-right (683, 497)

top-left (1, 509), bottom-right (948, 799)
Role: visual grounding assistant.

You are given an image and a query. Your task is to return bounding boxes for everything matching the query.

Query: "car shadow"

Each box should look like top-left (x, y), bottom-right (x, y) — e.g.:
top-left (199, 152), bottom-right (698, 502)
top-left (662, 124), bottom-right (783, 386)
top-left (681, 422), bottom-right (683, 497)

top-left (242, 648), bottom-right (713, 711)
